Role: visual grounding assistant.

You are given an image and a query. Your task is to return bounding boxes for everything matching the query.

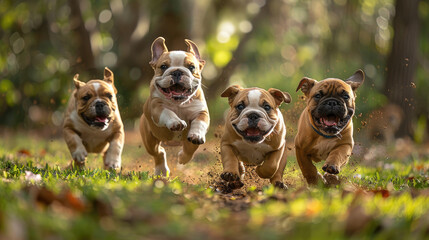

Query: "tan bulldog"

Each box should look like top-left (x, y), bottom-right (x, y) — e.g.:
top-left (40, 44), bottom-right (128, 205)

top-left (220, 85), bottom-right (291, 189)
top-left (295, 70), bottom-right (364, 185)
top-left (139, 37), bottom-right (209, 176)
top-left (63, 68), bottom-right (124, 170)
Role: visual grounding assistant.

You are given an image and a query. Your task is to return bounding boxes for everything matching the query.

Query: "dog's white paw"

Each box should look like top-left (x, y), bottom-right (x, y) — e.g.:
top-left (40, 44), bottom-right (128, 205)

top-left (104, 155), bottom-right (121, 170)
top-left (72, 147), bottom-right (87, 163)
top-left (187, 133), bottom-right (205, 145)
top-left (167, 119), bottom-right (187, 131)
top-left (154, 164), bottom-right (170, 177)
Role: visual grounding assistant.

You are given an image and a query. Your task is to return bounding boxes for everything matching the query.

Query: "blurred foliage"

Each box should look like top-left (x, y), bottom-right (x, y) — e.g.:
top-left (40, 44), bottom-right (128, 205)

top-left (0, 0), bottom-right (428, 135)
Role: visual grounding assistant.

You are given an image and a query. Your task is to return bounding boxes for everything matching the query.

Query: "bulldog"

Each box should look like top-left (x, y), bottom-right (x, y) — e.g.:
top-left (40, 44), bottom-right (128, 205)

top-left (139, 37), bottom-right (209, 176)
top-left (294, 70), bottom-right (364, 185)
top-left (367, 103), bottom-right (403, 144)
top-left (63, 68), bottom-right (124, 170)
top-left (220, 85), bottom-right (291, 189)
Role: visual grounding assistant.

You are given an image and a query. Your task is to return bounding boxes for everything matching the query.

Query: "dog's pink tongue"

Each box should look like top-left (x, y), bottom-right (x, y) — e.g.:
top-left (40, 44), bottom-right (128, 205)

top-left (95, 117), bottom-right (107, 123)
top-left (246, 128), bottom-right (261, 136)
top-left (322, 116), bottom-right (337, 126)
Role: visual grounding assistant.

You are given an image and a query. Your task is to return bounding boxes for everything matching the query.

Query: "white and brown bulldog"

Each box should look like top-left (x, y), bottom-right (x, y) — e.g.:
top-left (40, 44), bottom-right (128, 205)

top-left (220, 85), bottom-right (291, 189)
top-left (63, 68), bottom-right (124, 170)
top-left (139, 37), bottom-right (209, 176)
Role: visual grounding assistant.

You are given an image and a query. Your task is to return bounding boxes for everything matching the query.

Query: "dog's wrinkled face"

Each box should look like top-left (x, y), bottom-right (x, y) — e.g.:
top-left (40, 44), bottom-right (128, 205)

top-left (222, 86), bottom-right (291, 143)
top-left (74, 68), bottom-right (118, 131)
top-left (297, 70), bottom-right (365, 136)
top-left (149, 37), bottom-right (205, 103)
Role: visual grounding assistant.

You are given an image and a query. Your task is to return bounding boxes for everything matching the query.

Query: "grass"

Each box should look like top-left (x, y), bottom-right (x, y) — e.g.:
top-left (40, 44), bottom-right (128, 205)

top-left (1, 133), bottom-right (429, 239)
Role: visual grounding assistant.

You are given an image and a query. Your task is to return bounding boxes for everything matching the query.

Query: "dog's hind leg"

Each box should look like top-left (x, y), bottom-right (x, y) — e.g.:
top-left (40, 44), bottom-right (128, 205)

top-left (140, 114), bottom-right (169, 176)
top-left (269, 146), bottom-right (288, 189)
top-left (296, 147), bottom-right (326, 186)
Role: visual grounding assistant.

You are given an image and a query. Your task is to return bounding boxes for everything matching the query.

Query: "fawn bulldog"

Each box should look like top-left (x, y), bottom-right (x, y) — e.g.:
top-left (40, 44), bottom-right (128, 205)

top-left (294, 70), bottom-right (364, 185)
top-left (140, 37), bottom-right (209, 176)
top-left (63, 68), bottom-right (124, 170)
top-left (220, 85), bottom-right (291, 189)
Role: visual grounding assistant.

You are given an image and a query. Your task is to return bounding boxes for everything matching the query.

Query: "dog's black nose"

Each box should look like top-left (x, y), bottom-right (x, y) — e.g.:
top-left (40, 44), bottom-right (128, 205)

top-left (171, 70), bottom-right (183, 83)
top-left (95, 102), bottom-right (106, 113)
top-left (325, 99), bottom-right (339, 107)
top-left (248, 113), bottom-right (260, 121)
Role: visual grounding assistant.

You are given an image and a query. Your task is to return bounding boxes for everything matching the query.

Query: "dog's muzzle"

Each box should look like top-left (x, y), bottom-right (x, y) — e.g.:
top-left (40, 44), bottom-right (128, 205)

top-left (312, 97), bottom-right (353, 135)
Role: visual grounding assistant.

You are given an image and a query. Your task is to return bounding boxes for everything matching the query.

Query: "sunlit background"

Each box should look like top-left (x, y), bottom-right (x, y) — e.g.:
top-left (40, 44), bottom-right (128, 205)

top-left (1, 0), bottom-right (428, 144)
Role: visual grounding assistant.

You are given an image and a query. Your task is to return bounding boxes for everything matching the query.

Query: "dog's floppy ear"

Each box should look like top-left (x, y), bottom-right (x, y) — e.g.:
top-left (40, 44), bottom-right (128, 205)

top-left (185, 39), bottom-right (205, 69)
top-left (346, 69), bottom-right (365, 91)
top-left (296, 77), bottom-right (317, 97)
top-left (103, 67), bottom-right (114, 85)
top-left (221, 85), bottom-right (243, 105)
top-left (73, 74), bottom-right (85, 89)
top-left (150, 37), bottom-right (168, 68)
top-left (268, 88), bottom-right (292, 106)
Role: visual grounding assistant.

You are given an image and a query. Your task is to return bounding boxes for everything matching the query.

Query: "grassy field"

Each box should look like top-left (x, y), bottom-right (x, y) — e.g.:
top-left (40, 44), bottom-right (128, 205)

top-left (1, 131), bottom-right (429, 239)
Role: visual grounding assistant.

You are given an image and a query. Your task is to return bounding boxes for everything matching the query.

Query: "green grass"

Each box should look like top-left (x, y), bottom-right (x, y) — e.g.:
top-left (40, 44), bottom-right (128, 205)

top-left (1, 134), bottom-right (429, 239)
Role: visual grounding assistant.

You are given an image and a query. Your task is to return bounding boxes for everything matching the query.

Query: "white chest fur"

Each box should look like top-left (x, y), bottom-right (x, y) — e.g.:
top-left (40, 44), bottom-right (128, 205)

top-left (232, 140), bottom-right (273, 165)
top-left (164, 99), bottom-right (207, 122)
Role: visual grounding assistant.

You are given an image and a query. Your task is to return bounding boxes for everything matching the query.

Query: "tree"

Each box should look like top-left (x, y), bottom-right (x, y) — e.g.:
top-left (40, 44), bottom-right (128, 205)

top-left (384, 0), bottom-right (420, 138)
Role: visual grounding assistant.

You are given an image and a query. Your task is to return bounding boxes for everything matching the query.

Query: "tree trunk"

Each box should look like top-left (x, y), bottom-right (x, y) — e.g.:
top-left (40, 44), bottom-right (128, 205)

top-left (384, 0), bottom-right (420, 138)
top-left (69, 0), bottom-right (96, 76)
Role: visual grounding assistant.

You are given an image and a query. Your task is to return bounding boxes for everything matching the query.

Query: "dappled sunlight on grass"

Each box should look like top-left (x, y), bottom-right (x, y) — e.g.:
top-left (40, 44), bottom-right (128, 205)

top-left (1, 135), bottom-right (429, 239)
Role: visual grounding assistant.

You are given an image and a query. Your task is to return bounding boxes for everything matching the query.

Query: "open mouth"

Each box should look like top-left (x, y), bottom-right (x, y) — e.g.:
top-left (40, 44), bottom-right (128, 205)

top-left (81, 114), bottom-right (111, 128)
top-left (157, 83), bottom-right (193, 101)
top-left (320, 115), bottom-right (339, 127)
top-left (313, 112), bottom-right (353, 135)
top-left (233, 125), bottom-right (271, 143)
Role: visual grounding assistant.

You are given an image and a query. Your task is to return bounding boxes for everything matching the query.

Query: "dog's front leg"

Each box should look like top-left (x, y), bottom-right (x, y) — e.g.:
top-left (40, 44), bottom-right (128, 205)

top-left (63, 127), bottom-right (87, 168)
top-left (151, 101), bottom-right (187, 131)
top-left (177, 111), bottom-right (210, 164)
top-left (256, 147), bottom-right (284, 179)
top-left (187, 111), bottom-right (210, 145)
top-left (220, 144), bottom-right (243, 189)
top-left (322, 144), bottom-right (352, 174)
top-left (103, 131), bottom-right (124, 171)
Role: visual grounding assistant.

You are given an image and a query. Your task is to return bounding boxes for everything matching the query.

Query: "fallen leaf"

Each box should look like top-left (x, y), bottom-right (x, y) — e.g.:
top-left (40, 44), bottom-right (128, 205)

top-left (370, 189), bottom-right (390, 198)
top-left (59, 190), bottom-right (86, 213)
top-left (34, 187), bottom-right (57, 206)
top-left (17, 149), bottom-right (31, 157)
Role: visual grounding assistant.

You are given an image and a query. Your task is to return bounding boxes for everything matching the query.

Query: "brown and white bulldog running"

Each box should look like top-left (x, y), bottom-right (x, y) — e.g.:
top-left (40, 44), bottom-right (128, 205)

top-left (220, 85), bottom-right (291, 189)
top-left (295, 70), bottom-right (364, 185)
top-left (139, 37), bottom-right (209, 176)
top-left (63, 68), bottom-right (124, 170)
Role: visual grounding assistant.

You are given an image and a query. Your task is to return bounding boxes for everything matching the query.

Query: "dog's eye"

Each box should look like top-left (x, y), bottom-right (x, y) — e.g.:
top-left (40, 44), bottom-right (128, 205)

top-left (82, 95), bottom-right (91, 101)
top-left (263, 104), bottom-right (271, 112)
top-left (188, 65), bottom-right (195, 73)
top-left (343, 94), bottom-right (350, 100)
top-left (160, 64), bottom-right (168, 71)
top-left (314, 93), bottom-right (322, 99)
top-left (106, 93), bottom-right (113, 100)
top-left (236, 103), bottom-right (245, 111)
